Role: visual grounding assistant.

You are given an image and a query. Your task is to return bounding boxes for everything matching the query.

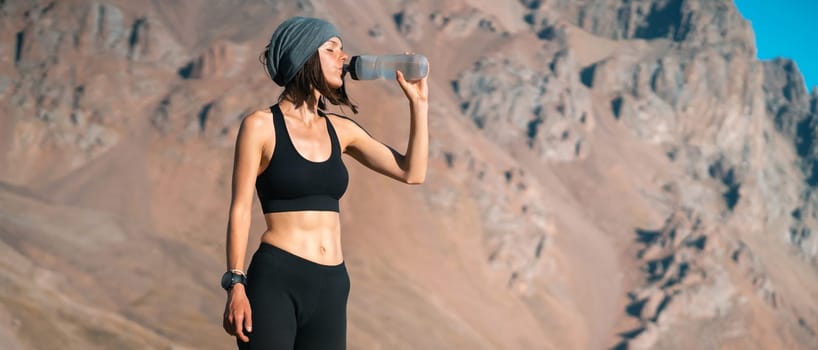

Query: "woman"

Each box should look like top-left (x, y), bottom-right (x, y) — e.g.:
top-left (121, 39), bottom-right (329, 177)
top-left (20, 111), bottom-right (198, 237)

top-left (221, 16), bottom-right (428, 349)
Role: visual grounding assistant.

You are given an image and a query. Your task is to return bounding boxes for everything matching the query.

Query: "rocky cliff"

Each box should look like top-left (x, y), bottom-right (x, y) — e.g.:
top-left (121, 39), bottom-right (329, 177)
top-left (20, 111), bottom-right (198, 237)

top-left (1, 0), bottom-right (817, 349)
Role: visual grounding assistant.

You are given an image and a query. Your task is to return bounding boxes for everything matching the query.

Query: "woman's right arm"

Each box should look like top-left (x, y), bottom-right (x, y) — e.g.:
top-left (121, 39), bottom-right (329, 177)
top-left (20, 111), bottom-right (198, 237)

top-left (223, 110), bottom-right (269, 341)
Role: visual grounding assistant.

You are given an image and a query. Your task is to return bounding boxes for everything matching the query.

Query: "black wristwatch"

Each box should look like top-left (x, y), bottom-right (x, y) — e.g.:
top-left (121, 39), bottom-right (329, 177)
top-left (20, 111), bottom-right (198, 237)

top-left (220, 270), bottom-right (247, 291)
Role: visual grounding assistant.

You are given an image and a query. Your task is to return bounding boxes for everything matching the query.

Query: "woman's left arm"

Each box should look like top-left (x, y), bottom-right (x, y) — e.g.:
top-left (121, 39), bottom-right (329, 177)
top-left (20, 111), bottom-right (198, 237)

top-left (343, 69), bottom-right (428, 184)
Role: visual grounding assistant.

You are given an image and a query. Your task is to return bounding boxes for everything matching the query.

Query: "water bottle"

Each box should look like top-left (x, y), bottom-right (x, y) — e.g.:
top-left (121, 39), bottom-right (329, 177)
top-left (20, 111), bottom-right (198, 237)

top-left (345, 54), bottom-right (429, 81)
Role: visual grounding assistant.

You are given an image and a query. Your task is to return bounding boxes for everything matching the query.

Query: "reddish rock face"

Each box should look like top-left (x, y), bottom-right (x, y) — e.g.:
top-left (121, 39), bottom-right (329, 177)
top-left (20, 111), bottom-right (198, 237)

top-left (1, 0), bottom-right (817, 349)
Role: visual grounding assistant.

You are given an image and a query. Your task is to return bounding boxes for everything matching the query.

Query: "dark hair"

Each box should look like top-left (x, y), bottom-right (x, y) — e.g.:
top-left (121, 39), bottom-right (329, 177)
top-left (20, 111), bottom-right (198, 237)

top-left (259, 47), bottom-right (358, 114)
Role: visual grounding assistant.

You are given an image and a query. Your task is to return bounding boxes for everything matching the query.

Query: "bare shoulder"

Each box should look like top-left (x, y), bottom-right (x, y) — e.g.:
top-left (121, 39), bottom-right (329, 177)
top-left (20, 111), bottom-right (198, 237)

top-left (237, 108), bottom-right (273, 140)
top-left (241, 108), bottom-right (273, 130)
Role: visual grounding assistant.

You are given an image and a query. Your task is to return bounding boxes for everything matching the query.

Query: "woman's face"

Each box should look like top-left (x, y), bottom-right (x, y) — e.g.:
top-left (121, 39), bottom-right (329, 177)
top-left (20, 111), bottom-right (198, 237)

top-left (318, 37), bottom-right (348, 89)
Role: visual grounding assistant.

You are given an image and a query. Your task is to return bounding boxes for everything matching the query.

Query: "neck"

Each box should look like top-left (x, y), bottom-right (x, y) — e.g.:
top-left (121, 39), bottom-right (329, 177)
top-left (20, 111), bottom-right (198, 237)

top-left (280, 90), bottom-right (323, 124)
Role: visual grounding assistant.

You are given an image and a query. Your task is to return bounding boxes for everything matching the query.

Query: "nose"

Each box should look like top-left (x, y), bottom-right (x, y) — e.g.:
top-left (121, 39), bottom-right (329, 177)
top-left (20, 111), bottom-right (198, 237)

top-left (340, 50), bottom-right (349, 62)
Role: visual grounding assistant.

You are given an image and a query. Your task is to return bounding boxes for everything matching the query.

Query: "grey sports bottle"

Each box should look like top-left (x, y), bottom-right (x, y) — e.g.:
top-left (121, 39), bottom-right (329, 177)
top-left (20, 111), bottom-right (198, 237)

top-left (345, 54), bottom-right (429, 81)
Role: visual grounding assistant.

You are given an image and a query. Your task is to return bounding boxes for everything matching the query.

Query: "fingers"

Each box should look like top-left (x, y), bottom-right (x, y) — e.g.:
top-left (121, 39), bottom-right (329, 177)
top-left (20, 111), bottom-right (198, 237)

top-left (223, 305), bottom-right (235, 335)
top-left (396, 70), bottom-right (413, 93)
top-left (234, 314), bottom-right (249, 342)
top-left (224, 299), bottom-right (252, 343)
top-left (244, 308), bottom-right (253, 334)
top-left (223, 314), bottom-right (233, 335)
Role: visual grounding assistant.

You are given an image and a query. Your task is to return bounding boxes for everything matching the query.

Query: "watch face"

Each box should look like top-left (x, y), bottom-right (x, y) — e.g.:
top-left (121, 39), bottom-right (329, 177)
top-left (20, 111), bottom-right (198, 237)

top-left (221, 271), bottom-right (246, 290)
top-left (221, 271), bottom-right (233, 290)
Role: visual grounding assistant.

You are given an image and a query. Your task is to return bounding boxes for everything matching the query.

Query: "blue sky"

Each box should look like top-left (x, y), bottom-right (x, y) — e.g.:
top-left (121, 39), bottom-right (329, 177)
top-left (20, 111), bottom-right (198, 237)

top-left (734, 0), bottom-right (818, 91)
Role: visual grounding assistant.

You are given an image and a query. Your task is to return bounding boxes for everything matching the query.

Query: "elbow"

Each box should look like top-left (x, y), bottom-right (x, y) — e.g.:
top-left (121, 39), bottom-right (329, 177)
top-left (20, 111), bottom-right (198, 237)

top-left (400, 162), bottom-right (427, 184)
top-left (405, 175), bottom-right (426, 185)
top-left (229, 204), bottom-right (253, 221)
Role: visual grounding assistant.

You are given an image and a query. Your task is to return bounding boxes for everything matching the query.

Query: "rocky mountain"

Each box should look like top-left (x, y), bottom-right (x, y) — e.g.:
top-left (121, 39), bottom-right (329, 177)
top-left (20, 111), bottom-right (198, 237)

top-left (1, 0), bottom-right (817, 349)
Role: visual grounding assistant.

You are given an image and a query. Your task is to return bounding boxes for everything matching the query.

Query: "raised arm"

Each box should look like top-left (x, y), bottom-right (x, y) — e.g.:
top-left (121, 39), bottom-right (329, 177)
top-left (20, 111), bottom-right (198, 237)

top-left (341, 69), bottom-right (429, 184)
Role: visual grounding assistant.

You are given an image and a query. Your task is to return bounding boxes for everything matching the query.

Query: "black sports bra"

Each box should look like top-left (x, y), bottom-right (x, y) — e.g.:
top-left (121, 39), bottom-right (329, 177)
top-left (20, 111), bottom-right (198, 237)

top-left (255, 104), bottom-right (349, 213)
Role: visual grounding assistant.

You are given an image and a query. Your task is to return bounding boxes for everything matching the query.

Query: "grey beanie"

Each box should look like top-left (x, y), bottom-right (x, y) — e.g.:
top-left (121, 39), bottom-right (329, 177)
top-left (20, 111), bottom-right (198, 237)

top-left (266, 16), bottom-right (342, 86)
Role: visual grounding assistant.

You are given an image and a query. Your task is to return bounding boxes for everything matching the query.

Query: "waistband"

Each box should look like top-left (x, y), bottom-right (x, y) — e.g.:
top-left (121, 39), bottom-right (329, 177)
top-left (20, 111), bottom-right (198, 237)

top-left (255, 242), bottom-right (346, 274)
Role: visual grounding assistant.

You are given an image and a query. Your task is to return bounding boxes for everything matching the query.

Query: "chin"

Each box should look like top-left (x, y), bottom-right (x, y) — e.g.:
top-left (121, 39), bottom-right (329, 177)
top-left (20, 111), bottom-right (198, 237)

top-left (327, 78), bottom-right (343, 89)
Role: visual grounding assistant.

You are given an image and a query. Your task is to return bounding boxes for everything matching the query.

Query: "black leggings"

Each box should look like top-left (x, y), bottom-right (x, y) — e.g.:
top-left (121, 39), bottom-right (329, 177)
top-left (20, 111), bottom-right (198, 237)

top-left (237, 242), bottom-right (350, 350)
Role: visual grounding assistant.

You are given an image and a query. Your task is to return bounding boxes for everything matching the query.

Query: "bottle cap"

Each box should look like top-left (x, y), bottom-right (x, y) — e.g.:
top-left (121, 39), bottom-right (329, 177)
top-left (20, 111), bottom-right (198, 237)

top-left (347, 56), bottom-right (361, 80)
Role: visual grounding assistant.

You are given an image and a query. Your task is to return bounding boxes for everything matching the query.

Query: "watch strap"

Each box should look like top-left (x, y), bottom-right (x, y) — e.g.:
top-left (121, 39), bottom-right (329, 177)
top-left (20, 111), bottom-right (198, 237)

top-left (221, 270), bottom-right (248, 291)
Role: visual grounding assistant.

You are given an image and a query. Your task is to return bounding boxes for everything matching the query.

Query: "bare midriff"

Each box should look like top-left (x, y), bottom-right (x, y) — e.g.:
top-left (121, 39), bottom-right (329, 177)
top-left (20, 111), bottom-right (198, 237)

top-left (260, 211), bottom-right (343, 266)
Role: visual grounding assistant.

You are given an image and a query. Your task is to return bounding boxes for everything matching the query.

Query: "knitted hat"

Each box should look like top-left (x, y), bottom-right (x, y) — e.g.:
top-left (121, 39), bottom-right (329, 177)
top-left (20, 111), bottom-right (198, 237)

top-left (266, 16), bottom-right (342, 86)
